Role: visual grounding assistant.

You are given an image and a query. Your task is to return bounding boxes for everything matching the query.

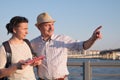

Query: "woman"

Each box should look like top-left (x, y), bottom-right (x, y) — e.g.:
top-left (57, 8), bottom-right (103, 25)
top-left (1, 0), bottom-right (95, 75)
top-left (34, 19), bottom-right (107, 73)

top-left (0, 16), bottom-right (40, 80)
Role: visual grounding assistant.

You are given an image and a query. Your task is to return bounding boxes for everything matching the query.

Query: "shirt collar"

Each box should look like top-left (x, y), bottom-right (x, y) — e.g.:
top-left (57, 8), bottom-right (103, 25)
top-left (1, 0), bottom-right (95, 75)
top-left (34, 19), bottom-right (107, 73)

top-left (40, 34), bottom-right (54, 42)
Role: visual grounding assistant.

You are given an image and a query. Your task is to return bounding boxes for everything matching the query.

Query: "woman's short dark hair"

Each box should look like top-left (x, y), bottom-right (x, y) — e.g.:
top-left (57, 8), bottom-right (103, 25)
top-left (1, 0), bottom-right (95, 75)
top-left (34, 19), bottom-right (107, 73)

top-left (6, 16), bottom-right (28, 34)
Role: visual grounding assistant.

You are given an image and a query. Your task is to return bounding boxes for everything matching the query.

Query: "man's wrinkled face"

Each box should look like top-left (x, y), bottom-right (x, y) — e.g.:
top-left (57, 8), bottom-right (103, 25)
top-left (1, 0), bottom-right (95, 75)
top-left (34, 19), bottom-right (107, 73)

top-left (38, 22), bottom-right (54, 38)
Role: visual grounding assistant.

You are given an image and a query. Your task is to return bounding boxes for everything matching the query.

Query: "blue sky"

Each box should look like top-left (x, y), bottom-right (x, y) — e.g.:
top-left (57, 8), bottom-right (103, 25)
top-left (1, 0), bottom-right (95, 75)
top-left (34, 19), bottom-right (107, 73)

top-left (0, 0), bottom-right (120, 50)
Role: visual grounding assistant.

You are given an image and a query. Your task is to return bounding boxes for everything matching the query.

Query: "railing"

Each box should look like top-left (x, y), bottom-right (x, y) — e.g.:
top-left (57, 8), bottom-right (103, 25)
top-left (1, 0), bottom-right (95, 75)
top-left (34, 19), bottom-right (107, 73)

top-left (67, 61), bottom-right (120, 80)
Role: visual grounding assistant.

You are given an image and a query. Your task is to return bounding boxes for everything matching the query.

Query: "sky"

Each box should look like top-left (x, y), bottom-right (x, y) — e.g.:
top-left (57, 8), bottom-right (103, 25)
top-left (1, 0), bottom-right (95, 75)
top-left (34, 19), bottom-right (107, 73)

top-left (0, 0), bottom-right (120, 50)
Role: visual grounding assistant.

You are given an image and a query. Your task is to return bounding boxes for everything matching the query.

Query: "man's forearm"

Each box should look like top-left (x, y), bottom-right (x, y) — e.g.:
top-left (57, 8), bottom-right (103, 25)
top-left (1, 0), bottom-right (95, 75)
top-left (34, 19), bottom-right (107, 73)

top-left (83, 37), bottom-right (97, 50)
top-left (83, 26), bottom-right (102, 50)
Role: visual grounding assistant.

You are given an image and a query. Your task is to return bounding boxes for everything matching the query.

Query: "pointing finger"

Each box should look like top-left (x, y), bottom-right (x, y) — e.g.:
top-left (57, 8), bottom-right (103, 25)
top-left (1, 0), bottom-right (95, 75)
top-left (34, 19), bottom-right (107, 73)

top-left (95, 26), bottom-right (102, 32)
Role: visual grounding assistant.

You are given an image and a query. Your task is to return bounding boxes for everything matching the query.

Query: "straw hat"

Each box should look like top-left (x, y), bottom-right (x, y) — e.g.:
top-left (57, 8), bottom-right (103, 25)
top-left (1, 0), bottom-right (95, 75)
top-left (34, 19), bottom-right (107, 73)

top-left (35, 12), bottom-right (55, 26)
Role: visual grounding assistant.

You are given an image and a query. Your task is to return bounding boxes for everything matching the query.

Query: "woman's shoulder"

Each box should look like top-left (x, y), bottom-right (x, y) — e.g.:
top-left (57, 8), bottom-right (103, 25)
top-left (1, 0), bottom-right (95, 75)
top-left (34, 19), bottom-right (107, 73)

top-left (0, 44), bottom-right (4, 50)
top-left (0, 44), bottom-right (6, 55)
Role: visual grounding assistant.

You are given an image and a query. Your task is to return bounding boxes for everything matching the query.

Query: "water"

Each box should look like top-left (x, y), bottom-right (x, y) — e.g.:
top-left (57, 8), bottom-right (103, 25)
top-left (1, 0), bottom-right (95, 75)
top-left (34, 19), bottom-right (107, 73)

top-left (68, 58), bottom-right (120, 80)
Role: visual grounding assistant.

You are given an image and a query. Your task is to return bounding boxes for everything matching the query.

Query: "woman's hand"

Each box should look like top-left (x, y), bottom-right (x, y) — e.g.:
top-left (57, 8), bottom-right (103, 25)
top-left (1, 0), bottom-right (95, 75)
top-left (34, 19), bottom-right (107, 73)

top-left (16, 60), bottom-right (29, 69)
top-left (30, 57), bottom-right (42, 66)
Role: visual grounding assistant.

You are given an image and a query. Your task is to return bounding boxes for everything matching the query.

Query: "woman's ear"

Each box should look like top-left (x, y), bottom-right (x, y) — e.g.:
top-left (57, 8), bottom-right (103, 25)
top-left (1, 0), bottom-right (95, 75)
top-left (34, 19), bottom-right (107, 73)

top-left (13, 28), bottom-right (16, 33)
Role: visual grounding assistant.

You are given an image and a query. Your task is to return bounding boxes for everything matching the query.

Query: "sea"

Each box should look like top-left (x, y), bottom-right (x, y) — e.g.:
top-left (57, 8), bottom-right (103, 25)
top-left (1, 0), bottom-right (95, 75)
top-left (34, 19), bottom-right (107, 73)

top-left (68, 58), bottom-right (120, 80)
top-left (34, 58), bottom-right (120, 80)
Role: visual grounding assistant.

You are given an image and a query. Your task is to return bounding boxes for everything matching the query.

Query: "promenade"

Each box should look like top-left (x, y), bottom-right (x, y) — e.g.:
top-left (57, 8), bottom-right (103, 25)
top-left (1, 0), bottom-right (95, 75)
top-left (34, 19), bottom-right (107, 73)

top-left (67, 50), bottom-right (120, 80)
top-left (67, 60), bottom-right (120, 80)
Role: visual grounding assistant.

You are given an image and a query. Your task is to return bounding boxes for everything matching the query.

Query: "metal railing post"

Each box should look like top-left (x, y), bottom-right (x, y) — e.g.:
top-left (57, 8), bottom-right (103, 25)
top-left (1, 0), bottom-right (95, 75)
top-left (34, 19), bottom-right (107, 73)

top-left (83, 61), bottom-right (92, 80)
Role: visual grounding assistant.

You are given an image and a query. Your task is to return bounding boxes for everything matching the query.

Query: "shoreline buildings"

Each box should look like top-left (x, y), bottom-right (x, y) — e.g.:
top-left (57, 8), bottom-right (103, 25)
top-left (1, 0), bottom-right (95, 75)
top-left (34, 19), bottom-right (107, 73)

top-left (68, 48), bottom-right (120, 60)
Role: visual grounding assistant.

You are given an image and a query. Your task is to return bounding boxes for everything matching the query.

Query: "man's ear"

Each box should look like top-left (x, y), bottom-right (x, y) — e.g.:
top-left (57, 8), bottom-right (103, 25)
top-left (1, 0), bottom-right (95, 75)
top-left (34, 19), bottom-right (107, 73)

top-left (35, 24), bottom-right (42, 30)
top-left (35, 24), bottom-right (38, 27)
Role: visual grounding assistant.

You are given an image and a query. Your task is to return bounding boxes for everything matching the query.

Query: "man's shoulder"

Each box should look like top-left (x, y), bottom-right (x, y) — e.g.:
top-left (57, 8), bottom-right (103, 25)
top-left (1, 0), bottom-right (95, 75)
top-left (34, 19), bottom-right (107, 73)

top-left (53, 34), bottom-right (68, 38)
top-left (53, 34), bottom-right (71, 40)
top-left (31, 36), bottom-right (41, 42)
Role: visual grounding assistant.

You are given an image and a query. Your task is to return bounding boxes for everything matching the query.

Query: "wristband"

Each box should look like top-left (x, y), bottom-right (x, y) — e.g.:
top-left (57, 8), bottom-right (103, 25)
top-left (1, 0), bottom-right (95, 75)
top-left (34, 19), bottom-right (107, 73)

top-left (16, 62), bottom-right (22, 69)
